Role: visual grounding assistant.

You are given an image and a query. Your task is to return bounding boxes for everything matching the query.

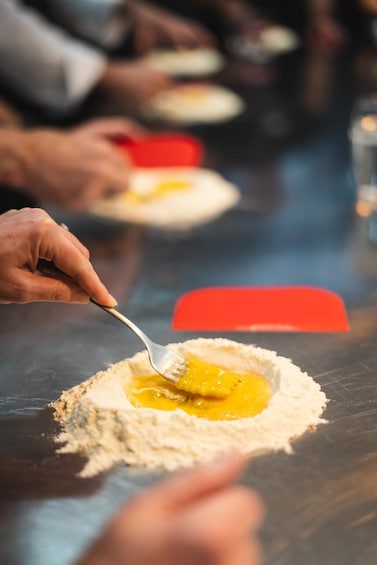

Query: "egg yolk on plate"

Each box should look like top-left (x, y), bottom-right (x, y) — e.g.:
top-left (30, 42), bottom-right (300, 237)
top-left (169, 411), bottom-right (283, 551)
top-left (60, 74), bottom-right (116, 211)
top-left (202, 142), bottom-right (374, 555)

top-left (123, 179), bottom-right (191, 203)
top-left (126, 357), bottom-right (272, 421)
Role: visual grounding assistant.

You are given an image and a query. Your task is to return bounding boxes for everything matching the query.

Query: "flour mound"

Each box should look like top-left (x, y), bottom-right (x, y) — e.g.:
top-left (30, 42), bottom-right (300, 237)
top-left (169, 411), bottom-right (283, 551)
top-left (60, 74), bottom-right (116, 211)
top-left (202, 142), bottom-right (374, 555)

top-left (143, 84), bottom-right (245, 124)
top-left (51, 338), bottom-right (327, 477)
top-left (90, 168), bottom-right (240, 230)
top-left (145, 48), bottom-right (225, 77)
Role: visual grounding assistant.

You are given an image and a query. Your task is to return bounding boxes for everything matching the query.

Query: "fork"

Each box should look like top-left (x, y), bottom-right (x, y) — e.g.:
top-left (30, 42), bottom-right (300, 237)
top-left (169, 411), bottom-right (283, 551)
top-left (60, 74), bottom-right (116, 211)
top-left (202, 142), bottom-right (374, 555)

top-left (36, 258), bottom-right (186, 383)
top-left (90, 300), bottom-right (187, 383)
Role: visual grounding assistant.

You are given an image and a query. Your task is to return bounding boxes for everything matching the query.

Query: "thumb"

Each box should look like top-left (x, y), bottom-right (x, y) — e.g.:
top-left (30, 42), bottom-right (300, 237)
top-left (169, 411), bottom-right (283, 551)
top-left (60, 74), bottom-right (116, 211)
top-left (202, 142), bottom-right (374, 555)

top-left (148, 452), bottom-right (249, 510)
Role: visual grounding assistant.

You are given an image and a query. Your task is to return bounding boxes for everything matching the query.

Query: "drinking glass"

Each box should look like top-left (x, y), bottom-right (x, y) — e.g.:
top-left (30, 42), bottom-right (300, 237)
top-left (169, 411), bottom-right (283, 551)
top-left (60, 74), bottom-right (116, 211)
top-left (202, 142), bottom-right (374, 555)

top-left (350, 94), bottom-right (377, 217)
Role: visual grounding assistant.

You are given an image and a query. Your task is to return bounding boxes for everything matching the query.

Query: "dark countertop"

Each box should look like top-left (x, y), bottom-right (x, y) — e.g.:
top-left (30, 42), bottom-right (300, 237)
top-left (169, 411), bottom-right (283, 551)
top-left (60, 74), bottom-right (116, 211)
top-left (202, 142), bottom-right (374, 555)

top-left (1, 44), bottom-right (377, 564)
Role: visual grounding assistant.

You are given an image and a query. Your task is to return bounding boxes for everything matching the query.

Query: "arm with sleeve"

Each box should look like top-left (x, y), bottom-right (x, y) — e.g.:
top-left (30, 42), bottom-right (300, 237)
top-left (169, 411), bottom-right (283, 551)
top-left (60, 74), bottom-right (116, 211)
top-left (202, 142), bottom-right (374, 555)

top-left (42, 0), bottom-right (130, 49)
top-left (0, 0), bottom-right (107, 114)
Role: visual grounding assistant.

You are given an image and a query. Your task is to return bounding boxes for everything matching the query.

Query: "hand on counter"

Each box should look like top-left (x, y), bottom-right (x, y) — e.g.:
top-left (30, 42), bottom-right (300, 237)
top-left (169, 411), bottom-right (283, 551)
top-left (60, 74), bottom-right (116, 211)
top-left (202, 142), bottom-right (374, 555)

top-left (71, 117), bottom-right (149, 142)
top-left (126, 0), bottom-right (215, 54)
top-left (99, 60), bottom-right (173, 110)
top-left (0, 208), bottom-right (116, 306)
top-left (0, 128), bottom-right (131, 211)
top-left (76, 453), bottom-right (264, 565)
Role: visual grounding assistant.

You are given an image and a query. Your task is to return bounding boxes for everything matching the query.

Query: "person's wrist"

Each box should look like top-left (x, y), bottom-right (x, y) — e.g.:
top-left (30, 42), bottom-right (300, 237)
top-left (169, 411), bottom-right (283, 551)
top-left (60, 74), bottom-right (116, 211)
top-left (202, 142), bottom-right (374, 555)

top-left (97, 62), bottom-right (120, 92)
top-left (0, 129), bottom-right (33, 189)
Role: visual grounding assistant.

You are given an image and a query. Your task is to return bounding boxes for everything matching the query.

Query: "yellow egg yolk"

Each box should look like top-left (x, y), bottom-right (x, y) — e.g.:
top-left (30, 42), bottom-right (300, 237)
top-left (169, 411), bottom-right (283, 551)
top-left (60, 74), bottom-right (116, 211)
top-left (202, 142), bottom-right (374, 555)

top-left (125, 357), bottom-right (272, 421)
top-left (181, 86), bottom-right (207, 104)
top-left (123, 180), bottom-right (191, 203)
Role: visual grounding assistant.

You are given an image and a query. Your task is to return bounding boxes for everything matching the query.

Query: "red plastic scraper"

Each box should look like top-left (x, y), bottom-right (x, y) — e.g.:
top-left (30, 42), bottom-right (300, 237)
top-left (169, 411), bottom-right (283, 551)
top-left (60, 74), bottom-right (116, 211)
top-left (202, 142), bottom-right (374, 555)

top-left (115, 133), bottom-right (203, 168)
top-left (172, 286), bottom-right (349, 332)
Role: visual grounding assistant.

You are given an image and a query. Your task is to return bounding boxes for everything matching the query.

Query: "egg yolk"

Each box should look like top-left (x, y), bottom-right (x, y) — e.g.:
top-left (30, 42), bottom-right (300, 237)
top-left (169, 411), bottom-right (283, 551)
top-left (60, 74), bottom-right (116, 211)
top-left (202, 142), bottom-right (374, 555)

top-left (181, 86), bottom-right (207, 104)
top-left (125, 357), bottom-right (272, 421)
top-left (123, 180), bottom-right (191, 203)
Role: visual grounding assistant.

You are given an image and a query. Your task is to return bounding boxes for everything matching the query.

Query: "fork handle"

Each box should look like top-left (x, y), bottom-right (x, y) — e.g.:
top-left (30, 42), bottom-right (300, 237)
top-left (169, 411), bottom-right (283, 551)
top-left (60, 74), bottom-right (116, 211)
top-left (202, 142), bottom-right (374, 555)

top-left (89, 299), bottom-right (149, 347)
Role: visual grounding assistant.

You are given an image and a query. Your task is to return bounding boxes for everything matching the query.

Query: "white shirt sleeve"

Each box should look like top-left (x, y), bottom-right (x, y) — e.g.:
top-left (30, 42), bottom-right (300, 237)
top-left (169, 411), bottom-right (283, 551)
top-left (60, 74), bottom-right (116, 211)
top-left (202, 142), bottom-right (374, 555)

top-left (0, 0), bottom-right (107, 114)
top-left (44, 0), bottom-right (130, 49)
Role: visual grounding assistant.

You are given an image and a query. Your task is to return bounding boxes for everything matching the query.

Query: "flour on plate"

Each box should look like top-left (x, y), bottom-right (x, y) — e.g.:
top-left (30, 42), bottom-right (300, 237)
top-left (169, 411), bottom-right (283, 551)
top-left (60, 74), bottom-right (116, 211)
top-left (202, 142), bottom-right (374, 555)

top-left (259, 26), bottom-right (299, 53)
top-left (90, 167), bottom-right (240, 229)
top-left (145, 48), bottom-right (225, 77)
top-left (51, 338), bottom-right (327, 477)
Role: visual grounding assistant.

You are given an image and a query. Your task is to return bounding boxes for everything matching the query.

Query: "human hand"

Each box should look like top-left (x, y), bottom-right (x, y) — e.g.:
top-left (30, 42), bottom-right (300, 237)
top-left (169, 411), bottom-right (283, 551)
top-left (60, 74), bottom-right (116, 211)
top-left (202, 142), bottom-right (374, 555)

top-left (128, 0), bottom-right (215, 54)
top-left (99, 60), bottom-right (172, 109)
top-left (17, 129), bottom-right (131, 210)
top-left (72, 117), bottom-right (148, 142)
top-left (0, 98), bottom-right (22, 129)
top-left (358, 0), bottom-right (377, 16)
top-left (306, 17), bottom-right (346, 49)
top-left (0, 208), bottom-right (116, 305)
top-left (76, 453), bottom-right (264, 565)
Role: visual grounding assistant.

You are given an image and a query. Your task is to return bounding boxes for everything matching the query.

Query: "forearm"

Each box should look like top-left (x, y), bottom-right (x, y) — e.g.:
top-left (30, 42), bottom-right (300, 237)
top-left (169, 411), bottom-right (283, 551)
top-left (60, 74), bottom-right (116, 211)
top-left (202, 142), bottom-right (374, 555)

top-left (308, 0), bottom-right (336, 19)
top-left (45, 0), bottom-right (130, 49)
top-left (0, 130), bottom-right (31, 189)
top-left (0, 0), bottom-right (107, 114)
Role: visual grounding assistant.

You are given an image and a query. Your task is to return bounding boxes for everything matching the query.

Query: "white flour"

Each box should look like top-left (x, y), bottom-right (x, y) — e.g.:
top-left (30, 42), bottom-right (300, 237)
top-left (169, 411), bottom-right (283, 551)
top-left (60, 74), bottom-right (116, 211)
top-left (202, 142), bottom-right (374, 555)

top-left (143, 85), bottom-right (245, 124)
top-left (90, 168), bottom-right (240, 230)
top-left (51, 338), bottom-right (327, 477)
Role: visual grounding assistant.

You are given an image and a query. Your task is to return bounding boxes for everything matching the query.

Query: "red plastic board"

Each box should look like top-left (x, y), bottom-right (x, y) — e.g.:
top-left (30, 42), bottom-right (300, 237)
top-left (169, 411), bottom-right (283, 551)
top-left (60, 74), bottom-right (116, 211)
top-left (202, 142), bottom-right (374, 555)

top-left (172, 286), bottom-right (349, 332)
top-left (115, 134), bottom-right (203, 168)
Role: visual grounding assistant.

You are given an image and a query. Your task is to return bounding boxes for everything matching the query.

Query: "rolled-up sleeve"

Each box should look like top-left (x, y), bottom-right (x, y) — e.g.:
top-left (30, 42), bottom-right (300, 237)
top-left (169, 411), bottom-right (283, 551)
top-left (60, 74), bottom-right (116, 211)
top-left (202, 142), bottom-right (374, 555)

top-left (0, 0), bottom-right (107, 114)
top-left (47, 0), bottom-right (130, 49)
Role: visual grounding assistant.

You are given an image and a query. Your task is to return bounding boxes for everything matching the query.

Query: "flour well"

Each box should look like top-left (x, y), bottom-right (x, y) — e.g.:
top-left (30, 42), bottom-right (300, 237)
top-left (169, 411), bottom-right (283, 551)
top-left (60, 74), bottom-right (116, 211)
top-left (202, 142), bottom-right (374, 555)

top-left (143, 84), bottom-right (245, 124)
top-left (51, 338), bottom-right (327, 477)
top-left (90, 168), bottom-right (240, 229)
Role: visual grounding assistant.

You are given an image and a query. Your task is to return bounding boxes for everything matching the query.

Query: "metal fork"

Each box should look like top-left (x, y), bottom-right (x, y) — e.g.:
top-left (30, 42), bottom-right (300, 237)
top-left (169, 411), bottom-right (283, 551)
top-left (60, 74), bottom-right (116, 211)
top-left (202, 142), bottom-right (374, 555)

top-left (36, 258), bottom-right (186, 383)
top-left (90, 300), bottom-right (187, 383)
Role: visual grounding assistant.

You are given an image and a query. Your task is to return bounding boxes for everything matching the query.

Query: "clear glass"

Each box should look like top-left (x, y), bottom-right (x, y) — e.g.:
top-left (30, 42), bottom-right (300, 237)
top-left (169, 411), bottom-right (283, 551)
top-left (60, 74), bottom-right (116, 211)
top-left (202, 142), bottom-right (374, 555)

top-left (350, 94), bottom-right (377, 217)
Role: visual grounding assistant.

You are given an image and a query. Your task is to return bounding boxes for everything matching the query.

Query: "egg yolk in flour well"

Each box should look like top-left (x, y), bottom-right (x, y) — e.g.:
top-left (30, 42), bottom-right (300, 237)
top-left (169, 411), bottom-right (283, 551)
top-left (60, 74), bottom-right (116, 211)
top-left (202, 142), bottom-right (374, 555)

top-left (123, 179), bottom-right (191, 203)
top-left (126, 357), bottom-right (272, 420)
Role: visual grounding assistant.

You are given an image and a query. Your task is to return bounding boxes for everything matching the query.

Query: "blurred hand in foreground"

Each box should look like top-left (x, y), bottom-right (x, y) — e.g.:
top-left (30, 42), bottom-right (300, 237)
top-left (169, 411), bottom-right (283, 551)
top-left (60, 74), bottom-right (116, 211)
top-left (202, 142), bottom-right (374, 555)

top-left (0, 208), bottom-right (116, 305)
top-left (76, 453), bottom-right (264, 565)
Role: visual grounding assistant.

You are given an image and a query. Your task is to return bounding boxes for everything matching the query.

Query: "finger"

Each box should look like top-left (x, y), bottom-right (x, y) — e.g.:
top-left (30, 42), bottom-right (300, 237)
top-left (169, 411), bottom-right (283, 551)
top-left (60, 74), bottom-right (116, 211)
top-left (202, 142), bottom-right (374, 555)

top-left (59, 226), bottom-right (90, 259)
top-left (170, 23), bottom-right (215, 48)
top-left (10, 270), bottom-right (90, 303)
top-left (92, 118), bottom-right (148, 140)
top-left (134, 28), bottom-right (155, 54)
top-left (179, 486), bottom-right (265, 541)
top-left (146, 453), bottom-right (250, 509)
top-left (42, 230), bottom-right (117, 306)
top-left (219, 539), bottom-right (263, 565)
top-left (170, 488), bottom-right (264, 563)
top-left (80, 171), bottom-right (128, 206)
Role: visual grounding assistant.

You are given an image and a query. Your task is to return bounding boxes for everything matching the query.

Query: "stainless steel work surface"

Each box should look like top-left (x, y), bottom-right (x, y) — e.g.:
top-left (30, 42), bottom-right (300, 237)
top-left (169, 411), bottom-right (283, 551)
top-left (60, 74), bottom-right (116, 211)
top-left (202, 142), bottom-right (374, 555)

top-left (1, 46), bottom-right (377, 564)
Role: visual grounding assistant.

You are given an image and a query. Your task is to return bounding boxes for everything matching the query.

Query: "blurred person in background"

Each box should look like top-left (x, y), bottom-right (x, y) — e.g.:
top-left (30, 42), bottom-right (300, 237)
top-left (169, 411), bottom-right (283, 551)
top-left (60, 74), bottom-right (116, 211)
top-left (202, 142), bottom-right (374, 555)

top-left (0, 0), bottom-right (213, 117)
